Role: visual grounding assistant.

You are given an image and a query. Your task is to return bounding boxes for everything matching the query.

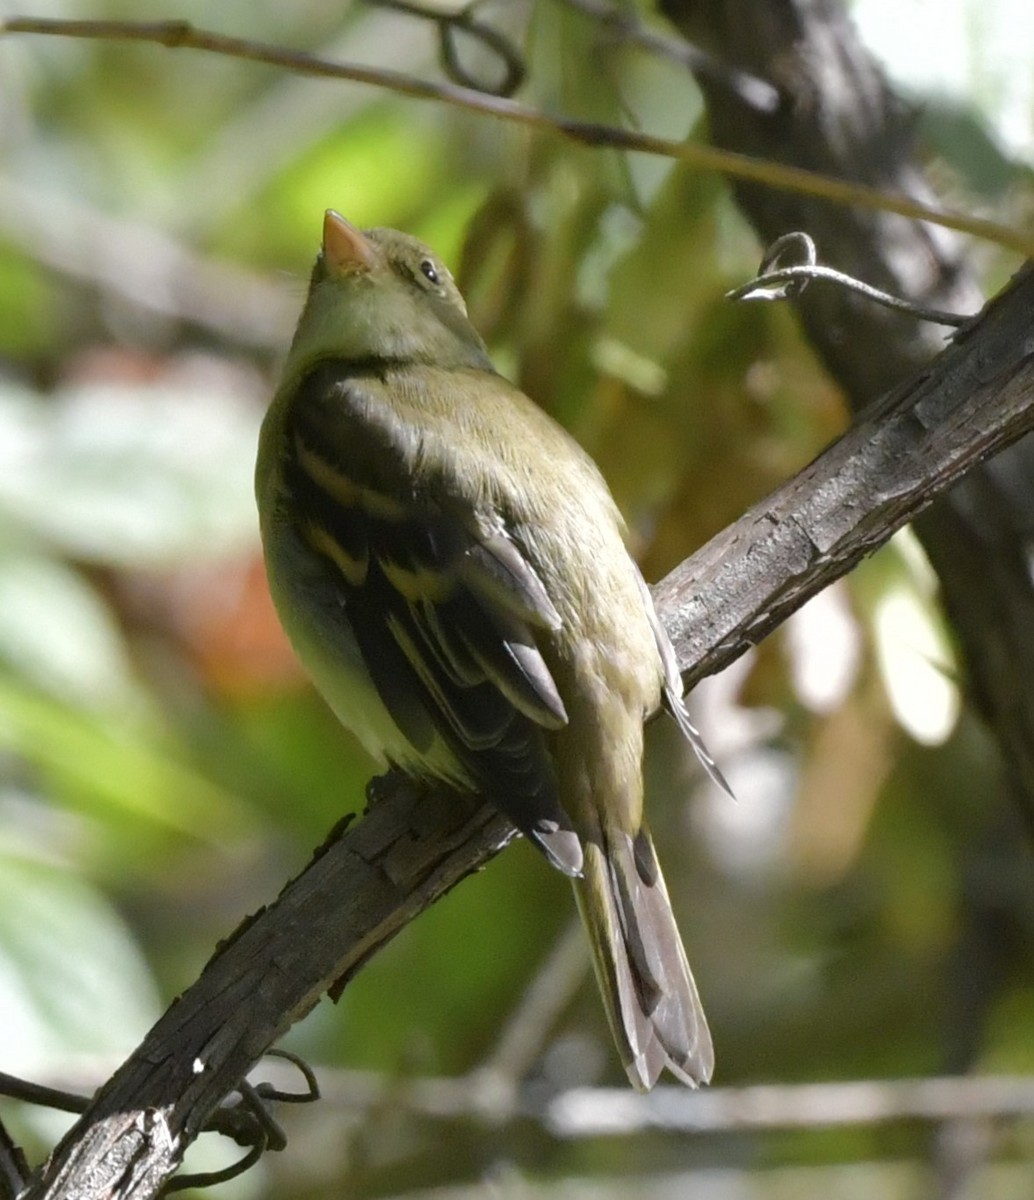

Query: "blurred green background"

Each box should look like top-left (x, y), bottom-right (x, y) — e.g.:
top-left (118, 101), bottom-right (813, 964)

top-left (1, 1), bottom-right (1033, 1196)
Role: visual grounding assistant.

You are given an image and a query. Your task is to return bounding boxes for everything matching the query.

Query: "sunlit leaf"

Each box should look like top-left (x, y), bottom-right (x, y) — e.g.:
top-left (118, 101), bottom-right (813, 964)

top-left (0, 553), bottom-right (139, 708)
top-left (0, 677), bottom-right (251, 842)
top-left (0, 850), bottom-right (158, 1074)
top-left (0, 376), bottom-right (261, 567)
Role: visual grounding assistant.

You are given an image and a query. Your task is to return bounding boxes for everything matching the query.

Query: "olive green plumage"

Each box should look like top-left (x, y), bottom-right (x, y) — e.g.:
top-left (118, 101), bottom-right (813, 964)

top-left (256, 212), bottom-right (722, 1088)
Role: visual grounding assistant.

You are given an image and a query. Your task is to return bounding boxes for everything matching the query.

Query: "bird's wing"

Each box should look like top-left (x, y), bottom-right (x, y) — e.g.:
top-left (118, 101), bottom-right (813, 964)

top-left (280, 361), bottom-right (583, 875)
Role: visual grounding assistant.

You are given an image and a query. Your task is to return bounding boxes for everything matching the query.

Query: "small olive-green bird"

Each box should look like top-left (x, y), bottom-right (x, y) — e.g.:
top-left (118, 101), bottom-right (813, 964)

top-left (256, 210), bottom-right (726, 1089)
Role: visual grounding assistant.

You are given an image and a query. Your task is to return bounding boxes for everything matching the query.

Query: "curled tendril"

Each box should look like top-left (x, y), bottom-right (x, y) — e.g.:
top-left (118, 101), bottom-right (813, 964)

top-left (370, 0), bottom-right (526, 97)
top-left (0, 1049), bottom-right (323, 1195)
top-left (166, 1142), bottom-right (265, 1193)
top-left (727, 231), bottom-right (970, 327)
top-left (169, 1050), bottom-right (320, 1191)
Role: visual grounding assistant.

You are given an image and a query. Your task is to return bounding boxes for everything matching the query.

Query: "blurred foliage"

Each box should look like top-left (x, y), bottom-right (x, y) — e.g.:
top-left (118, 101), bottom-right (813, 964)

top-left (1, 0), bottom-right (1033, 1197)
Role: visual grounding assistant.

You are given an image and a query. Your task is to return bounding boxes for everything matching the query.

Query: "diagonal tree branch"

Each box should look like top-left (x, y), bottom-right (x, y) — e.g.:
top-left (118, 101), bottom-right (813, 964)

top-left (24, 259), bottom-right (1034, 1200)
top-left (1, 15), bottom-right (1030, 256)
top-left (657, 268), bottom-right (1034, 683)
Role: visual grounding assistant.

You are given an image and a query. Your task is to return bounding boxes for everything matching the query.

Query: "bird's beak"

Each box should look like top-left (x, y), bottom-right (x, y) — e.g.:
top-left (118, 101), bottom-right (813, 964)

top-left (322, 210), bottom-right (379, 276)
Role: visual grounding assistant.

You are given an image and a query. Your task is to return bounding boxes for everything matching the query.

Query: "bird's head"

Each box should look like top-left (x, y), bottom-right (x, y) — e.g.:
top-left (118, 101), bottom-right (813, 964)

top-left (287, 211), bottom-right (491, 374)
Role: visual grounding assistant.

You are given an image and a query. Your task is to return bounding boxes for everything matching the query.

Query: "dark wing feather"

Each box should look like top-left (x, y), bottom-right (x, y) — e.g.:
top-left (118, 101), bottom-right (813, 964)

top-left (283, 362), bottom-right (582, 876)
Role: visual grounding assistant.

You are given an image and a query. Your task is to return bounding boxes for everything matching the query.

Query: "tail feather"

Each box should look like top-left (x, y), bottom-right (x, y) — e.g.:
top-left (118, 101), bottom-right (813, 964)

top-left (574, 825), bottom-right (713, 1091)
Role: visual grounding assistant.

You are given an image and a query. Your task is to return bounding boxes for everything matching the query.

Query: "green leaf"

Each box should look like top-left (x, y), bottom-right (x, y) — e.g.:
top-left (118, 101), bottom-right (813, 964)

top-left (0, 678), bottom-right (251, 843)
top-left (0, 378), bottom-right (261, 568)
top-left (0, 849), bottom-right (159, 1073)
top-left (0, 554), bottom-right (139, 708)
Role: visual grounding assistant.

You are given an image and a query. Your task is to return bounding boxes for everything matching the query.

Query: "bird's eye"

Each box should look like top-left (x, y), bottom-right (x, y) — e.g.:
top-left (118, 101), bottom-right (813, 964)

top-left (419, 259), bottom-right (439, 285)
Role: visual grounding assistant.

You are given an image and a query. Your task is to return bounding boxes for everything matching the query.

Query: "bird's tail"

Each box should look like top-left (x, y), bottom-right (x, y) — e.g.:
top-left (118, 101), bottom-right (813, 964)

top-left (573, 823), bottom-right (713, 1091)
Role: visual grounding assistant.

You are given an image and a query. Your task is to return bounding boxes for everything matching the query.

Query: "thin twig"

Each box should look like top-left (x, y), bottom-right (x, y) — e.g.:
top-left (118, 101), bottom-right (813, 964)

top-left (297, 1065), bottom-right (1034, 1136)
top-left (546, 1074), bottom-right (1034, 1137)
top-left (729, 263), bottom-right (970, 325)
top-left (477, 919), bottom-right (589, 1087)
top-left (728, 232), bottom-right (972, 327)
top-left (257, 1049), bottom-right (321, 1106)
top-left (0, 1071), bottom-right (87, 1116)
top-left (174, 17), bottom-right (430, 238)
top-left (165, 1142), bottom-right (265, 1194)
top-left (2, 16), bottom-right (1031, 257)
top-left (370, 0), bottom-right (526, 96)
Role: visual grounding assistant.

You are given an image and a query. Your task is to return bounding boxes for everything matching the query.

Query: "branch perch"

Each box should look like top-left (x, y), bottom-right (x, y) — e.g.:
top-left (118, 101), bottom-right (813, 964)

top-left (22, 259), bottom-right (1034, 1199)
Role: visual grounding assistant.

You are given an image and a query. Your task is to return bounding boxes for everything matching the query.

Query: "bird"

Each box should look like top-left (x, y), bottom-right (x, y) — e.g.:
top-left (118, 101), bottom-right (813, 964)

top-left (255, 209), bottom-right (726, 1089)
